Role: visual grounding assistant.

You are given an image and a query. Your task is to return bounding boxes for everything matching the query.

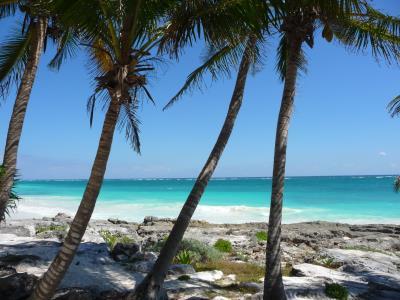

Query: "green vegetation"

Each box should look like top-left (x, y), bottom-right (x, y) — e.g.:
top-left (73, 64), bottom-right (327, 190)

top-left (255, 231), bottom-right (268, 241)
top-left (195, 260), bottom-right (264, 283)
top-left (325, 283), bottom-right (349, 300)
top-left (0, 165), bottom-right (20, 221)
top-left (214, 239), bottom-right (233, 253)
top-left (35, 224), bottom-right (68, 234)
top-left (177, 275), bottom-right (191, 281)
top-left (99, 230), bottom-right (134, 250)
top-left (224, 283), bottom-right (260, 294)
top-left (174, 250), bottom-right (195, 265)
top-left (318, 257), bottom-right (342, 269)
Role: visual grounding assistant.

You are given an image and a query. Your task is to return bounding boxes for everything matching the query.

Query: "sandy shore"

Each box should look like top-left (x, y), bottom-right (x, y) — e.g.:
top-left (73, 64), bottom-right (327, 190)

top-left (1, 214), bottom-right (400, 299)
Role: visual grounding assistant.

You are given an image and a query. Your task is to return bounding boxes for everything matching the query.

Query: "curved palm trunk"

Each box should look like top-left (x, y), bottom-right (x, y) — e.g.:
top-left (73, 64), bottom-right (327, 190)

top-left (263, 38), bottom-right (302, 300)
top-left (129, 38), bottom-right (256, 300)
top-left (0, 18), bottom-right (47, 221)
top-left (31, 98), bottom-right (120, 300)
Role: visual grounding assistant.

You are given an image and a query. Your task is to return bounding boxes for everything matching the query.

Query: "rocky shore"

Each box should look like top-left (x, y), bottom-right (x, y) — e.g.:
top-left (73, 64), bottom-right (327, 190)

top-left (1, 213), bottom-right (400, 299)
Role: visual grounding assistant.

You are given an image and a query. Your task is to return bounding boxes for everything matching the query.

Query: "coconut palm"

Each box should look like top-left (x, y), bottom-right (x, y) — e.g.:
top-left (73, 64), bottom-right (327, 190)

top-left (130, 38), bottom-right (259, 300)
top-left (128, 1), bottom-right (269, 298)
top-left (30, 0), bottom-right (173, 299)
top-left (264, 1), bottom-right (400, 299)
top-left (0, 0), bottom-right (64, 222)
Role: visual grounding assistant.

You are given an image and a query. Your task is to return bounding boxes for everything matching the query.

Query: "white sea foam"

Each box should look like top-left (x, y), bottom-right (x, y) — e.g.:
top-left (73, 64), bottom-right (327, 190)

top-left (9, 195), bottom-right (400, 225)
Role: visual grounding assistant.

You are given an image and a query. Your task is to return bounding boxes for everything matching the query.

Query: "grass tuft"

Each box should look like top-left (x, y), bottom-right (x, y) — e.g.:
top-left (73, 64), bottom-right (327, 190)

top-left (174, 250), bottom-right (195, 265)
top-left (99, 230), bottom-right (134, 250)
top-left (214, 239), bottom-right (233, 253)
top-left (35, 224), bottom-right (68, 234)
top-left (255, 231), bottom-right (268, 241)
top-left (195, 260), bottom-right (264, 282)
top-left (325, 282), bottom-right (349, 300)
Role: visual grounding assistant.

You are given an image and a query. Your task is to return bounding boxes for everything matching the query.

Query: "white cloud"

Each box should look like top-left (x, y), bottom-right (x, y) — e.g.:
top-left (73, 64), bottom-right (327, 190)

top-left (379, 151), bottom-right (387, 157)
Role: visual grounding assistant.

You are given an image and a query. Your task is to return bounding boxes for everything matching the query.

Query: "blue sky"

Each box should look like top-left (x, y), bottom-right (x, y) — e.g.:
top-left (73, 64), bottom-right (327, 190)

top-left (1, 1), bottom-right (400, 179)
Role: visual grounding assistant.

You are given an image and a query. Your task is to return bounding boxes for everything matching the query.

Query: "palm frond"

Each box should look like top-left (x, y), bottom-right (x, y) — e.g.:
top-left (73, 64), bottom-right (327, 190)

top-left (48, 27), bottom-right (80, 70)
top-left (0, 0), bottom-right (19, 19)
top-left (387, 95), bottom-right (400, 118)
top-left (276, 33), bottom-right (307, 82)
top-left (159, 0), bottom-right (268, 58)
top-left (0, 25), bottom-right (32, 98)
top-left (119, 101), bottom-right (141, 154)
top-left (0, 165), bottom-right (20, 222)
top-left (330, 2), bottom-right (400, 64)
top-left (163, 41), bottom-right (247, 110)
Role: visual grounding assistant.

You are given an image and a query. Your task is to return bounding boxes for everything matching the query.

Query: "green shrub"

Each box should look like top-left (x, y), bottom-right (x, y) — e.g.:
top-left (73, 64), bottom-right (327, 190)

top-left (174, 250), bottom-right (194, 265)
top-left (177, 274), bottom-right (191, 281)
top-left (99, 230), bottom-right (134, 250)
top-left (255, 231), bottom-right (268, 241)
top-left (320, 257), bottom-right (342, 269)
top-left (179, 239), bottom-right (222, 263)
top-left (325, 283), bottom-right (348, 300)
top-left (35, 224), bottom-right (68, 234)
top-left (214, 239), bottom-right (233, 253)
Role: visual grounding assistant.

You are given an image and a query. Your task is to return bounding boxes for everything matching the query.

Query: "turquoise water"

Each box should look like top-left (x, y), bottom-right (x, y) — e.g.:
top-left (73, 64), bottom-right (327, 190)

top-left (12, 176), bottom-right (400, 224)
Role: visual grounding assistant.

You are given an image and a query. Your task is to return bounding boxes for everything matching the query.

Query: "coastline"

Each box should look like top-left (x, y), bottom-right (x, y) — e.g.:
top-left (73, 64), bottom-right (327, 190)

top-left (10, 200), bottom-right (400, 225)
top-left (12, 176), bottom-right (400, 225)
top-left (1, 214), bottom-right (399, 299)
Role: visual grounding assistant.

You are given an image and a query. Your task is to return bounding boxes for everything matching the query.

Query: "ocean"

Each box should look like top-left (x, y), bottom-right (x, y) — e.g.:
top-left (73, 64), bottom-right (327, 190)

top-left (11, 176), bottom-right (400, 224)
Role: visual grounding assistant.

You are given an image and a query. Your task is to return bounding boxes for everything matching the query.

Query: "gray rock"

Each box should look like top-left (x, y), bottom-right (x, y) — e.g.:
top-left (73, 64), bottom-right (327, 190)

top-left (0, 254), bottom-right (41, 267)
top-left (52, 288), bottom-right (94, 300)
top-left (0, 266), bottom-right (16, 278)
top-left (110, 243), bottom-right (140, 261)
top-left (53, 212), bottom-right (72, 222)
top-left (97, 290), bottom-right (129, 300)
top-left (0, 225), bottom-right (31, 237)
top-left (131, 261), bottom-right (154, 273)
top-left (168, 264), bottom-right (196, 275)
top-left (0, 272), bottom-right (38, 300)
top-left (130, 251), bottom-right (157, 262)
top-left (107, 218), bottom-right (128, 225)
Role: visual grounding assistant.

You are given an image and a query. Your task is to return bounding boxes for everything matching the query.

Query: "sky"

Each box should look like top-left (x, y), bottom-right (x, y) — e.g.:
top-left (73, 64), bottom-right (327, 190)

top-left (0, 1), bottom-right (400, 179)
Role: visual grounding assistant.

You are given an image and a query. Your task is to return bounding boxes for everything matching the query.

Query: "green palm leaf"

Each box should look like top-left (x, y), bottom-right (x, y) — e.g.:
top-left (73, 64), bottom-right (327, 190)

top-left (0, 25), bottom-right (32, 97)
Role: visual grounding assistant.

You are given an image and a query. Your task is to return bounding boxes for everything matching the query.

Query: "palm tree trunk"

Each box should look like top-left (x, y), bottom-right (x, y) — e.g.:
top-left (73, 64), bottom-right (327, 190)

top-left (129, 37), bottom-right (256, 300)
top-left (0, 18), bottom-right (47, 221)
top-left (30, 98), bottom-right (120, 300)
top-left (263, 38), bottom-right (302, 300)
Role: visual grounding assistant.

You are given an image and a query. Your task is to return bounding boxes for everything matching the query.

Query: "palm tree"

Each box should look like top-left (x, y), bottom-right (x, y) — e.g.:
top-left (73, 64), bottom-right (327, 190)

top-left (130, 37), bottom-right (259, 300)
top-left (0, 0), bottom-right (52, 222)
top-left (128, 1), bottom-right (268, 298)
top-left (264, 1), bottom-right (400, 299)
top-left (30, 1), bottom-right (173, 299)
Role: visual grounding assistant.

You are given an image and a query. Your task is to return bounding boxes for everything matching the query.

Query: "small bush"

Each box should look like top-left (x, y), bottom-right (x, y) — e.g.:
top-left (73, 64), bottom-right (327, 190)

top-left (35, 224), bottom-right (68, 234)
top-left (320, 257), bottom-right (342, 269)
top-left (255, 231), bottom-right (268, 241)
top-left (99, 230), bottom-right (134, 250)
top-left (214, 239), bottom-right (233, 253)
top-left (325, 283), bottom-right (349, 300)
top-left (174, 250), bottom-right (194, 265)
top-left (177, 274), bottom-right (191, 281)
top-left (180, 239), bottom-right (222, 263)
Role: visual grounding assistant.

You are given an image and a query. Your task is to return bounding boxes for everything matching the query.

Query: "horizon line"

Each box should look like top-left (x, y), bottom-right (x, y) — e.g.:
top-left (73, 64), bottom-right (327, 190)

top-left (19, 174), bottom-right (397, 181)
